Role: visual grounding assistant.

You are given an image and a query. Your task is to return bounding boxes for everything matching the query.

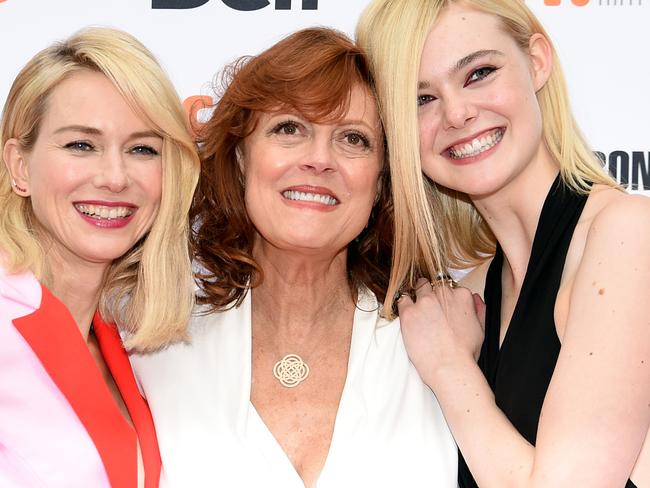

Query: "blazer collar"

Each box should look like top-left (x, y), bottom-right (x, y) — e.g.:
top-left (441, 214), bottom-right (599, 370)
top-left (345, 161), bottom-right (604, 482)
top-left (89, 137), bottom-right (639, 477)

top-left (12, 283), bottom-right (138, 488)
top-left (0, 268), bottom-right (42, 313)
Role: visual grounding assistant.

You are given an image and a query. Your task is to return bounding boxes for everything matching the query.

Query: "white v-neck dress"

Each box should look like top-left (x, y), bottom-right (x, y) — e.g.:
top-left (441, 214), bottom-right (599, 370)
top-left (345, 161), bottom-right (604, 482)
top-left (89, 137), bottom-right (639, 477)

top-left (130, 289), bottom-right (457, 487)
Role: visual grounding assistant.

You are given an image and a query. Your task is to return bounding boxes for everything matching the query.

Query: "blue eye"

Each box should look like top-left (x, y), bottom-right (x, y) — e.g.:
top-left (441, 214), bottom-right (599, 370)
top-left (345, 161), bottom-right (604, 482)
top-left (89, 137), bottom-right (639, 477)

top-left (417, 94), bottom-right (437, 107)
top-left (466, 66), bottom-right (497, 85)
top-left (130, 145), bottom-right (159, 156)
top-left (64, 141), bottom-right (94, 151)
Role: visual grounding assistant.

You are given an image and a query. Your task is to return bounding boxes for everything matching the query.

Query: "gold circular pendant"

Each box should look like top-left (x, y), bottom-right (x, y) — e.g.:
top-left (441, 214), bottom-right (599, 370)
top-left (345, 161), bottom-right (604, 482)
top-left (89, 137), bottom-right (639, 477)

top-left (273, 353), bottom-right (310, 388)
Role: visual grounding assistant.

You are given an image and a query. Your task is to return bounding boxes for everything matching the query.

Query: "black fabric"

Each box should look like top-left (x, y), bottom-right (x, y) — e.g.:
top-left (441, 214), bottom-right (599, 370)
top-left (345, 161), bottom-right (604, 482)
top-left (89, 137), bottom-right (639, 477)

top-left (458, 175), bottom-right (637, 488)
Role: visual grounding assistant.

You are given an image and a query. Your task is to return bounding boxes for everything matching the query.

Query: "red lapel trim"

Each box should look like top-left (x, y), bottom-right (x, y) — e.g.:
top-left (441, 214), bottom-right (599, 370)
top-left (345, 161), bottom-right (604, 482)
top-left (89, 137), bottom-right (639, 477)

top-left (12, 284), bottom-right (136, 488)
top-left (94, 313), bottom-right (162, 488)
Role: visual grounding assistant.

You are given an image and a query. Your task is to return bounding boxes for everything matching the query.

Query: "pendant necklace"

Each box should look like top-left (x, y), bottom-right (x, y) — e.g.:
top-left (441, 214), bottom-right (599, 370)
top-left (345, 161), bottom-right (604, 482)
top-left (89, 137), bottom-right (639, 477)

top-left (273, 353), bottom-right (310, 388)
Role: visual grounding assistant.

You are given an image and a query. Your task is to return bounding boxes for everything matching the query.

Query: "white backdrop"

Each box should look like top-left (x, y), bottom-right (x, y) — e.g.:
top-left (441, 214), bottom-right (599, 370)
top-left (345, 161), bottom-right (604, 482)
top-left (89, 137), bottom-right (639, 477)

top-left (1, 0), bottom-right (648, 194)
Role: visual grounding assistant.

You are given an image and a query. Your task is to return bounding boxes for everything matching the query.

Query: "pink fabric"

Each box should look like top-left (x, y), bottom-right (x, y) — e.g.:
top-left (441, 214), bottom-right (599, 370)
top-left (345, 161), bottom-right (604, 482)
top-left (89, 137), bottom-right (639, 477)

top-left (0, 269), bottom-right (110, 488)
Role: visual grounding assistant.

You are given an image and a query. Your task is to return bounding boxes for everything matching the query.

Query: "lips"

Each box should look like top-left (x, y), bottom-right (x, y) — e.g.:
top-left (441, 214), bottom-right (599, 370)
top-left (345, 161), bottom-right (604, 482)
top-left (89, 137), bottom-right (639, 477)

top-left (446, 127), bottom-right (505, 160)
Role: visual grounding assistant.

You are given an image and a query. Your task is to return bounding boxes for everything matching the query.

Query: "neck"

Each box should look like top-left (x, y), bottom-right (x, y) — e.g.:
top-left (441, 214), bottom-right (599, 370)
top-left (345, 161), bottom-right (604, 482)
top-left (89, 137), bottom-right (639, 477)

top-left (252, 239), bottom-right (354, 342)
top-left (43, 245), bottom-right (108, 343)
top-left (470, 145), bottom-right (559, 288)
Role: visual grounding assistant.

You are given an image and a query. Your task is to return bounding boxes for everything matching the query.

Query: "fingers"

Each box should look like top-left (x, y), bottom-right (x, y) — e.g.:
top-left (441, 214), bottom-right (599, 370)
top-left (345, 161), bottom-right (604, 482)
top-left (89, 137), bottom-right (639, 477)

top-left (413, 277), bottom-right (432, 299)
top-left (472, 293), bottom-right (486, 332)
top-left (395, 287), bottom-right (415, 315)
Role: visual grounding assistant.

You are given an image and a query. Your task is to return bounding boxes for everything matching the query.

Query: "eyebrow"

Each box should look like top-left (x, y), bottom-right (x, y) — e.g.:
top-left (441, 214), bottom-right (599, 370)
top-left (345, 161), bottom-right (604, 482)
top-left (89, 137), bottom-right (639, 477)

top-left (418, 49), bottom-right (505, 89)
top-left (338, 119), bottom-right (379, 132)
top-left (53, 125), bottom-right (160, 140)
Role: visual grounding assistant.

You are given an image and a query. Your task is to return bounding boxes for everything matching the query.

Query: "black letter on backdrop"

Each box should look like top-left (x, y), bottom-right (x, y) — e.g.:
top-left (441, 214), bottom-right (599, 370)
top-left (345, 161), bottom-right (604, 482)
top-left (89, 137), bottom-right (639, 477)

top-left (632, 151), bottom-right (650, 191)
top-left (152, 0), bottom-right (209, 8)
top-left (275, 0), bottom-right (318, 8)
top-left (222, 0), bottom-right (270, 10)
top-left (609, 150), bottom-right (630, 188)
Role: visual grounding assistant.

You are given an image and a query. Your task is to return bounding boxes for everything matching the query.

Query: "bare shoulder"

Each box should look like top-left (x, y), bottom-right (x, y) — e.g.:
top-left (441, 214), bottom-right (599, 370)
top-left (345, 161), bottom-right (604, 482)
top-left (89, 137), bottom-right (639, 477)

top-left (458, 259), bottom-right (492, 298)
top-left (585, 186), bottom-right (650, 241)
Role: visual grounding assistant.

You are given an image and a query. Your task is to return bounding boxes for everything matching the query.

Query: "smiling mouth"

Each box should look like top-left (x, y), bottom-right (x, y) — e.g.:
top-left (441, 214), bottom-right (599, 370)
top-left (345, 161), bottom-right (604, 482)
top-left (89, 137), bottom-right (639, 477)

top-left (282, 190), bottom-right (339, 206)
top-left (447, 128), bottom-right (505, 160)
top-left (74, 203), bottom-right (135, 220)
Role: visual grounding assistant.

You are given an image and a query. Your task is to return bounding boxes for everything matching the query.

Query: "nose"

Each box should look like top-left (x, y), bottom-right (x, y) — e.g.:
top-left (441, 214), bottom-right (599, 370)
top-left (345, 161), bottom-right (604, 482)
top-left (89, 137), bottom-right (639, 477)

top-left (441, 94), bottom-right (477, 130)
top-left (299, 136), bottom-right (337, 173)
top-left (93, 148), bottom-right (130, 192)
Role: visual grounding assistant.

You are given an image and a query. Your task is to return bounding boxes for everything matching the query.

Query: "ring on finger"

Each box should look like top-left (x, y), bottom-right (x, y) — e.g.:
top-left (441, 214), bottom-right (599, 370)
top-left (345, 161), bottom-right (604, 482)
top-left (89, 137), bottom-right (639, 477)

top-left (431, 274), bottom-right (458, 289)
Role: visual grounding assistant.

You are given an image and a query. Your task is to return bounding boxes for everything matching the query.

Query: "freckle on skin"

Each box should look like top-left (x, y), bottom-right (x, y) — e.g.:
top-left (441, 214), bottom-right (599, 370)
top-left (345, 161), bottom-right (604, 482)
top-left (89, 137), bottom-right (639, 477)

top-left (598, 288), bottom-right (605, 295)
top-left (589, 352), bottom-right (593, 356)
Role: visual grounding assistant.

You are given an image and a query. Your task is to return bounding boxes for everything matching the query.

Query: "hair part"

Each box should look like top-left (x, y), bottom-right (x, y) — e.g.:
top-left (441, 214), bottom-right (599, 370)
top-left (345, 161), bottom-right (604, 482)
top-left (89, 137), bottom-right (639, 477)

top-left (357, 0), bottom-right (617, 317)
top-left (0, 27), bottom-right (200, 350)
top-left (192, 27), bottom-right (393, 312)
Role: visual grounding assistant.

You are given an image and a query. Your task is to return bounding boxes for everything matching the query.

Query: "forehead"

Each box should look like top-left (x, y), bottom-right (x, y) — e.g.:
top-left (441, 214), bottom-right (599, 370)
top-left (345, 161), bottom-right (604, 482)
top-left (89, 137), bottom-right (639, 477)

top-left (257, 83), bottom-right (380, 129)
top-left (342, 84), bottom-right (379, 125)
top-left (420, 5), bottom-right (514, 77)
top-left (40, 70), bottom-right (151, 133)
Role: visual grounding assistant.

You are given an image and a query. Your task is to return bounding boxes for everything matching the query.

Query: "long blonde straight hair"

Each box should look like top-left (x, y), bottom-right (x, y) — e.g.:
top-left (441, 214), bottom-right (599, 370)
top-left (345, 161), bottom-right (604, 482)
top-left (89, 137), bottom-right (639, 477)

top-left (0, 28), bottom-right (200, 350)
top-left (357, 0), bottom-right (617, 316)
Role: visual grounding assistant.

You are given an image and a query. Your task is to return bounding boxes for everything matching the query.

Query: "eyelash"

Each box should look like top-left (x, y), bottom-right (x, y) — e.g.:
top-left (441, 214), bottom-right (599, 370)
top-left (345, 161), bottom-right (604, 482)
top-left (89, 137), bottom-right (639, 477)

top-left (270, 119), bottom-right (371, 151)
top-left (271, 120), bottom-right (301, 136)
top-left (465, 65), bottom-right (497, 86)
top-left (130, 145), bottom-right (159, 156)
top-left (417, 94), bottom-right (436, 107)
top-left (342, 131), bottom-right (371, 149)
top-left (63, 141), bottom-right (159, 156)
top-left (417, 65), bottom-right (499, 107)
top-left (64, 141), bottom-right (94, 151)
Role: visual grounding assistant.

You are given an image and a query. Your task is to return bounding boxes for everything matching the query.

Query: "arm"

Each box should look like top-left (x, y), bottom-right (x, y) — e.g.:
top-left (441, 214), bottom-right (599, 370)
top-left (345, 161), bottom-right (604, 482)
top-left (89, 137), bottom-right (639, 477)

top-left (399, 196), bottom-right (650, 488)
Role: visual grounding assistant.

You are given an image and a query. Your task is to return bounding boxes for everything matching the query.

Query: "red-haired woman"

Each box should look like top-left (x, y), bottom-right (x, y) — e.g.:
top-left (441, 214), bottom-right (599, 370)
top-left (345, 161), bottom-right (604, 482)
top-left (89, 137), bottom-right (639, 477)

top-left (130, 28), bottom-right (457, 488)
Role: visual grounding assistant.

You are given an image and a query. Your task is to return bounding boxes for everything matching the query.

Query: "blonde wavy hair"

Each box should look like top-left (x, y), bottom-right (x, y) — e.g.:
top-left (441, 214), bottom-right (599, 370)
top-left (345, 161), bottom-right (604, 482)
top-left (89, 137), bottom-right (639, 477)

top-left (0, 27), bottom-right (200, 350)
top-left (357, 0), bottom-right (617, 316)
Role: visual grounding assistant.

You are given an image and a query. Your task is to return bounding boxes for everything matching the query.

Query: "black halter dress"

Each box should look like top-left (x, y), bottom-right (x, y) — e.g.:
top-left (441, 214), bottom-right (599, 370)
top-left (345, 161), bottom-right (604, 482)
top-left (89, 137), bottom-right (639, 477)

top-left (457, 175), bottom-right (637, 488)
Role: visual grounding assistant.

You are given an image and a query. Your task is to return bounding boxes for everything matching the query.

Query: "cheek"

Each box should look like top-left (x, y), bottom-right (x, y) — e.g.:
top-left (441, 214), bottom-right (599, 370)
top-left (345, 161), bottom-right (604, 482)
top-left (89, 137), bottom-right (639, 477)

top-left (347, 164), bottom-right (382, 211)
top-left (137, 164), bottom-right (164, 211)
top-left (492, 73), bottom-right (541, 123)
top-left (418, 111), bottom-right (440, 147)
top-left (29, 163), bottom-right (79, 212)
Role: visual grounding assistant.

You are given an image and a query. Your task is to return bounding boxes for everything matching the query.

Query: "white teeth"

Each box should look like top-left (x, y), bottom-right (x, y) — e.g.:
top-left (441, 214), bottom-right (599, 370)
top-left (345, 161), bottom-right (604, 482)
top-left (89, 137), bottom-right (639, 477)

top-left (75, 203), bottom-right (133, 219)
top-left (282, 190), bottom-right (338, 206)
top-left (449, 129), bottom-right (504, 159)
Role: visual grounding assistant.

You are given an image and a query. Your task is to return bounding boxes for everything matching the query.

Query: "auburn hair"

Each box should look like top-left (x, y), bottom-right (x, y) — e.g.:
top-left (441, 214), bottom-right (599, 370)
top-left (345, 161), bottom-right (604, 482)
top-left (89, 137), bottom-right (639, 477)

top-left (192, 27), bottom-right (393, 312)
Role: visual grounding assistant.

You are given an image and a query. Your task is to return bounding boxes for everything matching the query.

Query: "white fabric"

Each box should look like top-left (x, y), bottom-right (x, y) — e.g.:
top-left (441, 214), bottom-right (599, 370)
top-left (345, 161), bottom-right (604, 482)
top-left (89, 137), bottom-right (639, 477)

top-left (130, 290), bottom-right (457, 487)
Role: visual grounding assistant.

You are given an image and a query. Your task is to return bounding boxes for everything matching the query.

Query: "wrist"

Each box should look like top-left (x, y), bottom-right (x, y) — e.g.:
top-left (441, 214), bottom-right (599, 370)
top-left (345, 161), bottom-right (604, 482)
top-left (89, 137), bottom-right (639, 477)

top-left (420, 351), bottom-right (480, 389)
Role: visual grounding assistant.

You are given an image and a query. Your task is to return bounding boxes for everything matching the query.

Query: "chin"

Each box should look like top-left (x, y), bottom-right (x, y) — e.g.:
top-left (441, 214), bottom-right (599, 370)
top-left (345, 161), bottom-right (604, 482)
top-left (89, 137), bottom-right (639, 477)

top-left (76, 246), bottom-right (136, 265)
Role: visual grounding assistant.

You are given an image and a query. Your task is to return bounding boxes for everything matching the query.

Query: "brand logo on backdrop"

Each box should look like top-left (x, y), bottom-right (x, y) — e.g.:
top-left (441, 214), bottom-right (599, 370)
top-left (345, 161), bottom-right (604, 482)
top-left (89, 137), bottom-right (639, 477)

top-left (152, 0), bottom-right (317, 10)
top-left (596, 151), bottom-right (650, 191)
top-left (543, 0), bottom-right (642, 5)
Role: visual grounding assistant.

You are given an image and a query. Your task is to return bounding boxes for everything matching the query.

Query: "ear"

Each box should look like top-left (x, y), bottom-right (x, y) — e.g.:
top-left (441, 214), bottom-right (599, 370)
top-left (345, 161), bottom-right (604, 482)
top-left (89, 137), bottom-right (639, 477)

top-left (3, 138), bottom-right (30, 196)
top-left (528, 33), bottom-right (553, 92)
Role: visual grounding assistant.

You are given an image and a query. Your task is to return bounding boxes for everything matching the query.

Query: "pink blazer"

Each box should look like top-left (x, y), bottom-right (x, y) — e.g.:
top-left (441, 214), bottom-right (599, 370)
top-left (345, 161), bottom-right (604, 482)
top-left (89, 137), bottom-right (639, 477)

top-left (0, 268), bottom-right (161, 487)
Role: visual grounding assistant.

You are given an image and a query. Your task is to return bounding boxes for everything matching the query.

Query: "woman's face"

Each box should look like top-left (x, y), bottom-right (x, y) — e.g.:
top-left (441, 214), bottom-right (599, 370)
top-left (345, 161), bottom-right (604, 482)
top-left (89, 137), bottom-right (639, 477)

top-left (242, 84), bottom-right (383, 257)
top-left (417, 4), bottom-right (551, 198)
top-left (7, 70), bottom-right (163, 268)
